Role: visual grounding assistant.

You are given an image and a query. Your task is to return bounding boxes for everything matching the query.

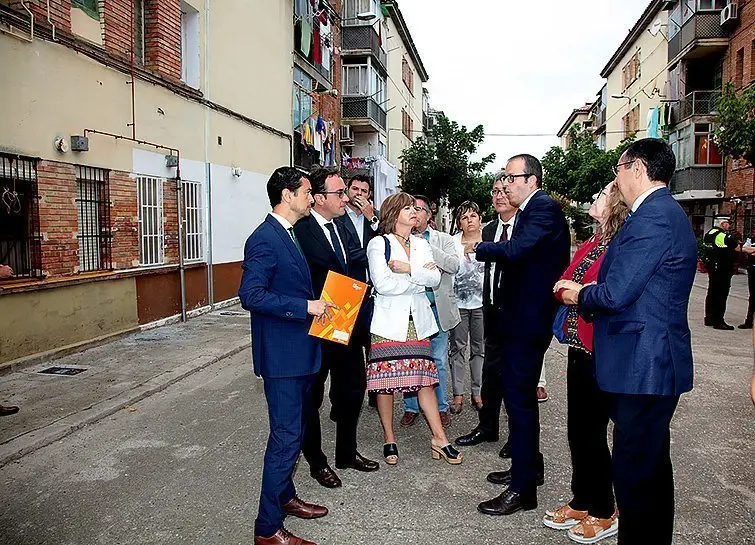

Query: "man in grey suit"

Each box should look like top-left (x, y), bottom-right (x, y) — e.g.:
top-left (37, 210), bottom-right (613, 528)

top-left (401, 195), bottom-right (461, 428)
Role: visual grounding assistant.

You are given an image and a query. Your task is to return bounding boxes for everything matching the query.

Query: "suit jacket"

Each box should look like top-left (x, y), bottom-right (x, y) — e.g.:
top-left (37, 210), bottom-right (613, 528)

top-left (238, 214), bottom-right (321, 378)
top-left (368, 234), bottom-right (440, 341)
top-left (425, 228), bottom-right (461, 332)
top-left (481, 220), bottom-right (498, 310)
top-left (294, 213), bottom-right (366, 298)
top-left (475, 190), bottom-right (570, 341)
top-left (579, 187), bottom-right (697, 396)
top-left (335, 210), bottom-right (377, 284)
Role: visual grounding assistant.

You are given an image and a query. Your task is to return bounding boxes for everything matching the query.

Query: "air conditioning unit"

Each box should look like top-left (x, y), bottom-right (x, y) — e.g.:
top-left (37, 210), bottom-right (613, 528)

top-left (340, 125), bottom-right (354, 142)
top-left (721, 3), bottom-right (738, 26)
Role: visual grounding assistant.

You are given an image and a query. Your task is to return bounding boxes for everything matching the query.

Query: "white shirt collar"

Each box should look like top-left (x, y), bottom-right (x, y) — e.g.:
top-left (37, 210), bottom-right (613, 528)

top-left (346, 205), bottom-right (362, 219)
top-left (310, 208), bottom-right (333, 228)
top-left (270, 212), bottom-right (294, 231)
top-left (631, 185), bottom-right (665, 213)
top-left (518, 188), bottom-right (540, 212)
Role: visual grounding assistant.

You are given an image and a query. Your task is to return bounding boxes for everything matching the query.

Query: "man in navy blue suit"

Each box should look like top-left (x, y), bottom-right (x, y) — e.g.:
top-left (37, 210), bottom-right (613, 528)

top-left (239, 167), bottom-right (337, 545)
top-left (470, 154), bottom-right (571, 516)
top-left (556, 139), bottom-right (697, 545)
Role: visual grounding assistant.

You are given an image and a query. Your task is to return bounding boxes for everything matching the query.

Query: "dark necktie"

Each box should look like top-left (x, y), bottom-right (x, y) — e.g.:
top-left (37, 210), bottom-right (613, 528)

top-left (493, 224), bottom-right (509, 305)
top-left (325, 222), bottom-right (347, 271)
top-left (288, 227), bottom-right (303, 256)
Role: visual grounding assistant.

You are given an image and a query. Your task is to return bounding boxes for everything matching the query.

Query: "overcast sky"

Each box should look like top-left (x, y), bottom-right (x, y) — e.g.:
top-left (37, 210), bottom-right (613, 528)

top-left (397, 0), bottom-right (653, 172)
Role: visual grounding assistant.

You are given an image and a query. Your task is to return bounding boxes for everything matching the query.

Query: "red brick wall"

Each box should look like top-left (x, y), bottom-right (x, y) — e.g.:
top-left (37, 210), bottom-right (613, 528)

top-left (162, 177), bottom-right (179, 264)
top-left (101, 0), bottom-right (132, 59)
top-left (10, 0), bottom-right (72, 33)
top-left (37, 161), bottom-right (78, 277)
top-left (310, 0), bottom-right (341, 164)
top-left (110, 171), bottom-right (139, 269)
top-left (144, 0), bottom-right (182, 81)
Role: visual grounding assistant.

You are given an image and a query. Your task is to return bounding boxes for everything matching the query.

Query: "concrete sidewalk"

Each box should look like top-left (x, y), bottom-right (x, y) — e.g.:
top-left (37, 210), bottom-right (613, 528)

top-left (0, 305), bottom-right (252, 466)
top-left (0, 270), bottom-right (750, 468)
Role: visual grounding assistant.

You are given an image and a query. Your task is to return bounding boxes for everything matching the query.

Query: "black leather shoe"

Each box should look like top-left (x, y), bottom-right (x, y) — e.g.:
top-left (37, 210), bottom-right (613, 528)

top-left (310, 466), bottom-right (342, 488)
top-left (739, 322), bottom-right (753, 329)
top-left (477, 489), bottom-right (537, 516)
top-left (498, 441), bottom-right (511, 459)
top-left (454, 429), bottom-right (498, 447)
top-left (487, 468), bottom-right (544, 487)
top-left (713, 322), bottom-right (735, 330)
top-left (335, 452), bottom-right (379, 472)
top-left (704, 317), bottom-right (713, 326)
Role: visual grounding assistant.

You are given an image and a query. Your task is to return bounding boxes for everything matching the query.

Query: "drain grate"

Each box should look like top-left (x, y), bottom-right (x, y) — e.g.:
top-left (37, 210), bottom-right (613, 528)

top-left (38, 366), bottom-right (87, 376)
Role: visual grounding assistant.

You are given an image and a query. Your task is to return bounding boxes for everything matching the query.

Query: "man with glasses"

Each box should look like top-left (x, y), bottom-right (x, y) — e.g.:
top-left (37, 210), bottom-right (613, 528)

top-left (470, 155), bottom-right (570, 516)
top-left (294, 167), bottom-right (380, 490)
top-left (556, 139), bottom-right (697, 544)
top-left (400, 195), bottom-right (460, 429)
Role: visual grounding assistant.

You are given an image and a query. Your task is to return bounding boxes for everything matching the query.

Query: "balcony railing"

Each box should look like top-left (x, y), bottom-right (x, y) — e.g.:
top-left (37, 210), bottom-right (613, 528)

top-left (341, 25), bottom-right (387, 72)
top-left (671, 90), bottom-right (721, 123)
top-left (596, 108), bottom-right (606, 128)
top-left (342, 96), bottom-right (387, 130)
top-left (670, 165), bottom-right (723, 194)
top-left (668, 13), bottom-right (728, 61)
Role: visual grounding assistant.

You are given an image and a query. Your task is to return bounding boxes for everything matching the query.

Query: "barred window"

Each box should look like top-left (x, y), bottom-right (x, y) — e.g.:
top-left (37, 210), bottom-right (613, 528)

top-left (137, 176), bottom-right (164, 266)
top-left (182, 179), bottom-right (203, 262)
top-left (0, 154), bottom-right (42, 278)
top-left (76, 166), bottom-right (112, 272)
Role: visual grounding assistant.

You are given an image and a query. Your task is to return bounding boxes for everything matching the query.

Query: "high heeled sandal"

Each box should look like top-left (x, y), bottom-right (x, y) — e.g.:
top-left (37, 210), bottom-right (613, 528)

top-left (431, 443), bottom-right (463, 465)
top-left (383, 443), bottom-right (399, 465)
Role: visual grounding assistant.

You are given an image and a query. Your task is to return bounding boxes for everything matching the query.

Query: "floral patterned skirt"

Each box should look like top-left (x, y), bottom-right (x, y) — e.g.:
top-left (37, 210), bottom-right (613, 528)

top-left (367, 319), bottom-right (438, 394)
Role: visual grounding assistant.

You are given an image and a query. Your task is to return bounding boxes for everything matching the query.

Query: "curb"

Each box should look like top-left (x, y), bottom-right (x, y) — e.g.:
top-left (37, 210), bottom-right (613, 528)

top-left (0, 341), bottom-right (250, 468)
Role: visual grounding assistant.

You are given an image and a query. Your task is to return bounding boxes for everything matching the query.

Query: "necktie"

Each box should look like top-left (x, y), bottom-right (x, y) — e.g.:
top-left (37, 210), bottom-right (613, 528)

top-left (422, 230), bottom-right (436, 306)
top-left (288, 227), bottom-right (303, 256)
top-left (325, 222), bottom-right (347, 271)
top-left (492, 224), bottom-right (509, 305)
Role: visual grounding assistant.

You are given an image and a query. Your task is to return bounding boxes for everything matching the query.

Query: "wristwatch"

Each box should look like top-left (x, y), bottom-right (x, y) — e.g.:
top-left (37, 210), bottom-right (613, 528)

top-left (369, 215), bottom-right (379, 225)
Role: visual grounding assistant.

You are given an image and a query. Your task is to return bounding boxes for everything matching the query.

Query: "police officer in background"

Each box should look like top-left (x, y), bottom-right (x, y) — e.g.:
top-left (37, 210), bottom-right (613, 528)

top-left (704, 217), bottom-right (739, 330)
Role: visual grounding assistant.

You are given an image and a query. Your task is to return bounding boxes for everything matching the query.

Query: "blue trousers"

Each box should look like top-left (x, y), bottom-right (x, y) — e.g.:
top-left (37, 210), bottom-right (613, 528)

top-left (404, 306), bottom-right (450, 413)
top-left (255, 374), bottom-right (315, 537)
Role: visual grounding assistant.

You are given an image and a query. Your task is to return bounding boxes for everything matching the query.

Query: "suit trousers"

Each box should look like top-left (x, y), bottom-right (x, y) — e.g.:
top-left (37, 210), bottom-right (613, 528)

top-left (302, 341), bottom-right (366, 469)
top-left (476, 308), bottom-right (505, 438)
top-left (705, 269), bottom-right (732, 325)
top-left (256, 375), bottom-right (315, 537)
top-left (502, 334), bottom-right (551, 494)
top-left (609, 393), bottom-right (679, 545)
top-left (449, 307), bottom-right (485, 397)
top-left (567, 348), bottom-right (614, 519)
top-left (744, 265), bottom-right (755, 324)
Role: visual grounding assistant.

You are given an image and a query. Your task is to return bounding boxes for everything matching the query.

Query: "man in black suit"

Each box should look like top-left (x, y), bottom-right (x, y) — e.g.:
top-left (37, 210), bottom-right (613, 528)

top-left (469, 154), bottom-right (570, 515)
top-left (295, 167), bottom-right (379, 489)
top-left (455, 172), bottom-right (517, 452)
top-left (335, 174), bottom-right (379, 407)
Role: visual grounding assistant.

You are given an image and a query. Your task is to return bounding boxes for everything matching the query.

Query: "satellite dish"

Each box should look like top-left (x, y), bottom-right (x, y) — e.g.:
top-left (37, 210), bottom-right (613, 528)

top-left (649, 19), bottom-right (664, 36)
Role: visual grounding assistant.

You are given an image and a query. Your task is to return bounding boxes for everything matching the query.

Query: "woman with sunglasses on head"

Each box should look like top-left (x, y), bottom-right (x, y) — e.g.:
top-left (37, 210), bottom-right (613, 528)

top-left (545, 181), bottom-right (629, 543)
top-left (365, 192), bottom-right (463, 466)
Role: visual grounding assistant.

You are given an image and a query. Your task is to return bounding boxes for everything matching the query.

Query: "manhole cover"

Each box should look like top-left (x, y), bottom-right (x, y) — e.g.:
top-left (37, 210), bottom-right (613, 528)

top-left (38, 366), bottom-right (87, 376)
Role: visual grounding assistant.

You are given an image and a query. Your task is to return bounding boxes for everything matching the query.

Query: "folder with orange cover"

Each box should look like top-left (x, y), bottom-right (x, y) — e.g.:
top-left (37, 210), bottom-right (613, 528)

top-left (308, 271), bottom-right (368, 345)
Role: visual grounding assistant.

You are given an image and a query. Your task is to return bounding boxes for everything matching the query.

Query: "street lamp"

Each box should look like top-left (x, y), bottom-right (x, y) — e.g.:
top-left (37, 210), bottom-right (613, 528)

top-left (342, 12), bottom-right (378, 23)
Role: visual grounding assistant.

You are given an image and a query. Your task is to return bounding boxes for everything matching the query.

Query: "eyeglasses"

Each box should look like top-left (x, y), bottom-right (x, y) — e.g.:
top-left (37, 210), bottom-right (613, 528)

top-left (415, 206), bottom-right (430, 213)
top-left (500, 173), bottom-right (531, 184)
top-left (612, 160), bottom-right (635, 177)
top-left (490, 189), bottom-right (506, 197)
top-left (320, 190), bottom-right (347, 198)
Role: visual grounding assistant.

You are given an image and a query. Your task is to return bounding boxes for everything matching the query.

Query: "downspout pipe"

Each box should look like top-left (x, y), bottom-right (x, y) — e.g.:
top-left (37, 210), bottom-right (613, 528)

top-left (204, 0), bottom-right (214, 306)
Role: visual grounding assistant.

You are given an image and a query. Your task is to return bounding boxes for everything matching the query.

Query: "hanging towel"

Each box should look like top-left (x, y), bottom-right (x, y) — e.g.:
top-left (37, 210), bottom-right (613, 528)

top-left (313, 21), bottom-right (322, 64)
top-left (301, 20), bottom-right (312, 57)
top-left (646, 107), bottom-right (660, 138)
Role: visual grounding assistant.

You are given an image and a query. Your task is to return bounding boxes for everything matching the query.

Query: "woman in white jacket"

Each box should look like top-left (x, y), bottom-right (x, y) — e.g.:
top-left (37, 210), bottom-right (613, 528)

top-left (366, 192), bottom-right (462, 466)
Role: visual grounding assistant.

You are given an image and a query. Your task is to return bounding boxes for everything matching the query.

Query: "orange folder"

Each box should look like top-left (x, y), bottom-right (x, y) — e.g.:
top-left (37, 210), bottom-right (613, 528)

top-left (308, 271), bottom-right (368, 345)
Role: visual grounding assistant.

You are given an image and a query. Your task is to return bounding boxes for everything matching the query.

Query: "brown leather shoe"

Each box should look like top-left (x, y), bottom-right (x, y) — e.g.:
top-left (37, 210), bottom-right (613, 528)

top-left (254, 527), bottom-right (317, 545)
top-left (400, 411), bottom-right (418, 427)
top-left (439, 411), bottom-right (451, 428)
top-left (310, 465), bottom-right (342, 488)
top-left (0, 405), bottom-right (19, 417)
top-left (536, 387), bottom-right (549, 403)
top-left (282, 496), bottom-right (328, 519)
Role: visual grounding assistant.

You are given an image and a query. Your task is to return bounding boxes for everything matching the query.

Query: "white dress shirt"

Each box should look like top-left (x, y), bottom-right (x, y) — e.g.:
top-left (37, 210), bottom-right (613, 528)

top-left (271, 212), bottom-right (297, 245)
top-left (489, 215), bottom-right (516, 303)
top-left (518, 188), bottom-right (540, 212)
top-left (345, 206), bottom-right (377, 247)
top-left (631, 185), bottom-right (665, 212)
top-left (310, 209), bottom-right (346, 259)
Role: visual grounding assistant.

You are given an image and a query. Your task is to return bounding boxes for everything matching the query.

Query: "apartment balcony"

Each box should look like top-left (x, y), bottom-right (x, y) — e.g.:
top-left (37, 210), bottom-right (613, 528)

top-left (342, 96), bottom-right (387, 131)
top-left (668, 13), bottom-right (728, 65)
top-left (341, 25), bottom-right (387, 74)
top-left (670, 166), bottom-right (724, 197)
top-left (670, 90), bottom-right (721, 125)
top-left (594, 108), bottom-right (607, 133)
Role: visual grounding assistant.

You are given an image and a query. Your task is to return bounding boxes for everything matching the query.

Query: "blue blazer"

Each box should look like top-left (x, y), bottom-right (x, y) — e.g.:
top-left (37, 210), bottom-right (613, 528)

top-left (238, 214), bottom-right (321, 378)
top-left (475, 190), bottom-right (571, 340)
top-left (579, 187), bottom-right (697, 396)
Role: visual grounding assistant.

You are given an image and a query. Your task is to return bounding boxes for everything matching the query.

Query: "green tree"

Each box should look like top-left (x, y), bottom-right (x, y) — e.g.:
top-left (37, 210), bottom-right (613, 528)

top-left (541, 127), bottom-right (634, 204)
top-left (714, 83), bottom-right (755, 164)
top-left (400, 114), bottom-right (496, 211)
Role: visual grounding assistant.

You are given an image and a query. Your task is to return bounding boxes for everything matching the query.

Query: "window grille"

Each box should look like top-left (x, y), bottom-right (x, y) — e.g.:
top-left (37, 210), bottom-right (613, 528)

top-left (182, 180), bottom-right (203, 262)
top-left (76, 166), bottom-right (112, 272)
top-left (0, 154), bottom-right (42, 278)
top-left (137, 176), bottom-right (165, 266)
